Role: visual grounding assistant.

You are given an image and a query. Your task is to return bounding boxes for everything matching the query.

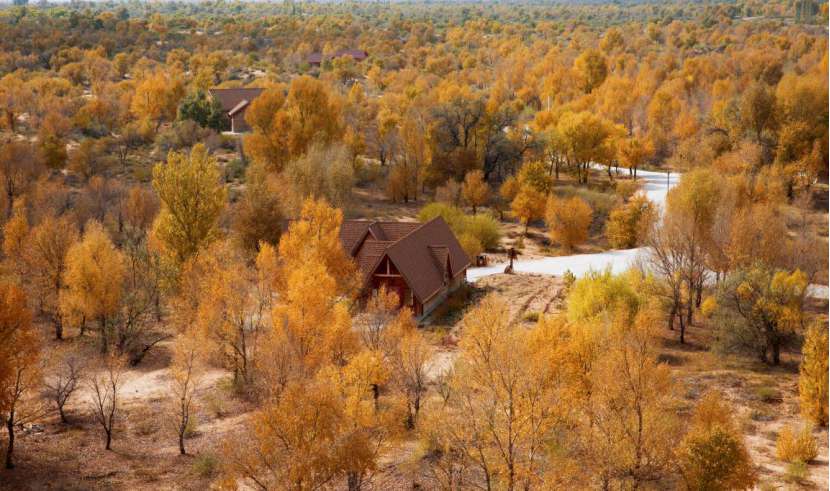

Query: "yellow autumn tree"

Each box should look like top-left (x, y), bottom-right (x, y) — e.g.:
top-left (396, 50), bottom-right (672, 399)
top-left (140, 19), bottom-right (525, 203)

top-left (799, 322), bottom-right (828, 426)
top-left (573, 48), bottom-right (608, 93)
top-left (244, 77), bottom-right (344, 172)
top-left (424, 295), bottom-right (565, 490)
top-left (617, 136), bottom-right (654, 178)
top-left (0, 283), bottom-right (40, 470)
top-left (243, 86), bottom-right (292, 172)
top-left (130, 70), bottom-right (185, 132)
top-left (23, 215), bottom-right (79, 340)
top-left (460, 170), bottom-right (489, 213)
top-left (277, 198), bottom-right (360, 297)
top-left (60, 221), bottom-right (126, 354)
top-left (151, 143), bottom-right (226, 265)
top-left (545, 195), bottom-right (592, 251)
top-left (511, 184), bottom-right (546, 235)
top-left (606, 193), bottom-right (657, 249)
top-left (2, 201), bottom-right (28, 272)
top-left (577, 305), bottom-right (682, 489)
top-left (385, 309), bottom-right (431, 429)
top-left (220, 378), bottom-right (344, 490)
top-left (269, 259), bottom-right (357, 379)
top-left (174, 240), bottom-right (269, 387)
top-left (713, 266), bottom-right (807, 365)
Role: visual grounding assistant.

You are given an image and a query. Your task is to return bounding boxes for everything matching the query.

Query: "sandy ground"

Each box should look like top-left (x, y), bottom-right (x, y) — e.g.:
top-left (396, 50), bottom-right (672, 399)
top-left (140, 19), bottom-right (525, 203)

top-left (656, 321), bottom-right (829, 490)
top-left (0, 341), bottom-right (250, 491)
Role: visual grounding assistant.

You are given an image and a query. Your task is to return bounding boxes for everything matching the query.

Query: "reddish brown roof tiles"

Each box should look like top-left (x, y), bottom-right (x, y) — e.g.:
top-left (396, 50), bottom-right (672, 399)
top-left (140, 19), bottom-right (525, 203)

top-left (339, 217), bottom-right (470, 303)
top-left (208, 88), bottom-right (265, 113)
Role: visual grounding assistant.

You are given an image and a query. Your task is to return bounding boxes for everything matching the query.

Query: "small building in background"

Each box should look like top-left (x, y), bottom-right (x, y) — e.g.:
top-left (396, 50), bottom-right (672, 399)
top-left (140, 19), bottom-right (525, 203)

top-left (208, 88), bottom-right (264, 133)
top-left (340, 217), bottom-right (470, 320)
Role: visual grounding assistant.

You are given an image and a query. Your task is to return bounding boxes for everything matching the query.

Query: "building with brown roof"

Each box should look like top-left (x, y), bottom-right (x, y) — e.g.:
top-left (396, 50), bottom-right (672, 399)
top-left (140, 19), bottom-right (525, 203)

top-left (208, 88), bottom-right (264, 133)
top-left (340, 217), bottom-right (470, 320)
top-left (308, 49), bottom-right (369, 67)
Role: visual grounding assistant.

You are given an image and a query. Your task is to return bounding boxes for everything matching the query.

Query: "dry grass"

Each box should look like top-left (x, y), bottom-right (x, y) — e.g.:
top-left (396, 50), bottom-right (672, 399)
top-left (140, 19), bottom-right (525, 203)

top-left (0, 338), bottom-right (252, 491)
top-left (654, 320), bottom-right (829, 490)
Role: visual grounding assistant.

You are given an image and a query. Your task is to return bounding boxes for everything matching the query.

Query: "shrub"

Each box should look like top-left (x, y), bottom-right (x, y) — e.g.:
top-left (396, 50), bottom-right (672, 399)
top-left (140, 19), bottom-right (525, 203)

top-left (545, 195), bottom-right (592, 251)
top-left (224, 158), bottom-right (246, 183)
top-left (680, 426), bottom-right (756, 490)
top-left (192, 454), bottom-right (219, 478)
top-left (566, 269), bottom-right (651, 322)
top-left (465, 214), bottom-right (501, 250)
top-left (605, 193), bottom-right (656, 249)
top-left (785, 460), bottom-right (808, 483)
top-left (419, 204), bottom-right (501, 252)
top-left (418, 202), bottom-right (466, 232)
top-left (614, 179), bottom-right (639, 201)
top-left (776, 425), bottom-right (818, 463)
top-left (754, 386), bottom-right (780, 403)
top-left (155, 120), bottom-right (220, 153)
top-left (700, 296), bottom-right (718, 318)
top-left (679, 391), bottom-right (756, 491)
top-left (354, 157), bottom-right (383, 185)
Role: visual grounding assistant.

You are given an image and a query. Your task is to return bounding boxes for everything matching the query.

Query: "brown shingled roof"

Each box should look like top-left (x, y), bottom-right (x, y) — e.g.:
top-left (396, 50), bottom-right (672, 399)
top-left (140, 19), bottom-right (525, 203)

top-left (340, 217), bottom-right (470, 303)
top-left (208, 88), bottom-right (265, 113)
top-left (339, 220), bottom-right (420, 255)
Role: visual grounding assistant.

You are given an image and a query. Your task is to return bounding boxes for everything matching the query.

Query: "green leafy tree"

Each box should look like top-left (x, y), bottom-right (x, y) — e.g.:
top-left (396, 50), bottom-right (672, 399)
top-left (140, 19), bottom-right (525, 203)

top-left (177, 90), bottom-right (226, 132)
top-left (151, 144), bottom-right (227, 265)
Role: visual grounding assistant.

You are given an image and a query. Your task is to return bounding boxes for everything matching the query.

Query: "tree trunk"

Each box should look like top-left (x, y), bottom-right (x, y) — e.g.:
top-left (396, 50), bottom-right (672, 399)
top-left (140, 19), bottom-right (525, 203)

top-left (668, 301), bottom-right (676, 331)
top-left (105, 429), bottom-right (112, 450)
top-left (347, 472), bottom-right (361, 491)
top-left (678, 311), bottom-right (686, 344)
top-left (5, 415), bottom-right (14, 469)
top-left (686, 281), bottom-right (694, 326)
top-left (55, 316), bottom-right (63, 341)
top-left (100, 317), bottom-right (109, 354)
top-left (414, 393), bottom-right (421, 422)
top-left (58, 405), bottom-right (68, 424)
top-left (771, 341), bottom-right (781, 365)
top-left (179, 430), bottom-right (186, 455)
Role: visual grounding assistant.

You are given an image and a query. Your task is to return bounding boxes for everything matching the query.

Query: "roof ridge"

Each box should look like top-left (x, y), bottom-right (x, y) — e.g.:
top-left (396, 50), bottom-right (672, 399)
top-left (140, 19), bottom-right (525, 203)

top-left (360, 219), bottom-right (430, 286)
top-left (386, 218), bottom-right (433, 249)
